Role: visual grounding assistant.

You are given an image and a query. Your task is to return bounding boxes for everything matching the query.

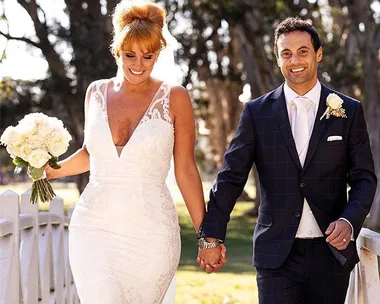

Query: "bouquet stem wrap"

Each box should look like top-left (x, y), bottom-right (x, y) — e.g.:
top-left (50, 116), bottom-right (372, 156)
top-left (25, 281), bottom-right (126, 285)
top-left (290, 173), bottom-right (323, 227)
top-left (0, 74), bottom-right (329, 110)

top-left (28, 167), bottom-right (56, 204)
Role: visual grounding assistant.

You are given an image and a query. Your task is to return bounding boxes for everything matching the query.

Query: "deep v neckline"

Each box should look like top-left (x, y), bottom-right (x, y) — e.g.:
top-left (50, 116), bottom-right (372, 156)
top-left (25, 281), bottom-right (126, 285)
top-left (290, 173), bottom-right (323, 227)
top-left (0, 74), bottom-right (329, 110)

top-left (103, 79), bottom-right (165, 159)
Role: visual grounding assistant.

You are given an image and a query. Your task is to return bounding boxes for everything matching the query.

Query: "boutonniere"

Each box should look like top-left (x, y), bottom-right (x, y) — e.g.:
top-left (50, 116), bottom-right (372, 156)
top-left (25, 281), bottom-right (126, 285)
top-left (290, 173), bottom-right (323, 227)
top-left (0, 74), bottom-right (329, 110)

top-left (320, 93), bottom-right (347, 120)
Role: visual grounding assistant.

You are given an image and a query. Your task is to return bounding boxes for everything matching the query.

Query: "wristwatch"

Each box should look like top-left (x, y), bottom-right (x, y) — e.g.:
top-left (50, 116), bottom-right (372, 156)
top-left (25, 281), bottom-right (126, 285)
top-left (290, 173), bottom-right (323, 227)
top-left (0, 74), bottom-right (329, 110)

top-left (198, 237), bottom-right (220, 249)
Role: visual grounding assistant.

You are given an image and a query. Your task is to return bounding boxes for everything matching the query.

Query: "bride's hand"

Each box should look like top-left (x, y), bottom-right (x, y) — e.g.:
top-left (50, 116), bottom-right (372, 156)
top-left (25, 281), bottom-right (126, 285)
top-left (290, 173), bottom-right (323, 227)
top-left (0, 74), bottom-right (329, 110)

top-left (44, 164), bottom-right (54, 180)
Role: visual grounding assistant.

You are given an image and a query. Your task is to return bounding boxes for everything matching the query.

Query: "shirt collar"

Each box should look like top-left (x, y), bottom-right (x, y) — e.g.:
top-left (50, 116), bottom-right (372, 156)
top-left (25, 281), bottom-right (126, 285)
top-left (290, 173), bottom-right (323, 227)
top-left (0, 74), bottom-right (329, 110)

top-left (284, 81), bottom-right (321, 107)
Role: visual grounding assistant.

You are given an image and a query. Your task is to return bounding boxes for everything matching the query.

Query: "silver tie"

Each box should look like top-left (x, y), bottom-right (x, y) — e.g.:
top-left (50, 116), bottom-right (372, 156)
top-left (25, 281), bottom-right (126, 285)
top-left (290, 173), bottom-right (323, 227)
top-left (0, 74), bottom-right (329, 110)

top-left (292, 97), bottom-right (312, 165)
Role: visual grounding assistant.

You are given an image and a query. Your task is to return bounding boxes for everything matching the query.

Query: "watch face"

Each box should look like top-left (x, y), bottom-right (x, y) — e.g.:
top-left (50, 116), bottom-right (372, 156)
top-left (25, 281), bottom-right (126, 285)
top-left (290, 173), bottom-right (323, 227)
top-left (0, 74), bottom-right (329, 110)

top-left (199, 238), bottom-right (206, 249)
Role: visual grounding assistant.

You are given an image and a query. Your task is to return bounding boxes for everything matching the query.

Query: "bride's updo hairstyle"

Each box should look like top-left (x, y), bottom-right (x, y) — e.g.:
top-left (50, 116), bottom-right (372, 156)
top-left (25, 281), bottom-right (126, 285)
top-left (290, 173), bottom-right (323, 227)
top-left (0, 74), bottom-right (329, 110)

top-left (111, 1), bottom-right (167, 57)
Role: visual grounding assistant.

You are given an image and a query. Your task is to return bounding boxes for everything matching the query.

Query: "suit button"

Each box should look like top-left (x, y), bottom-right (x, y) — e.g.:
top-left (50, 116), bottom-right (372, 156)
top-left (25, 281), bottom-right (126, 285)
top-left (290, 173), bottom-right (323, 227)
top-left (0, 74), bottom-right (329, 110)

top-left (295, 212), bottom-right (301, 218)
top-left (300, 182), bottom-right (306, 188)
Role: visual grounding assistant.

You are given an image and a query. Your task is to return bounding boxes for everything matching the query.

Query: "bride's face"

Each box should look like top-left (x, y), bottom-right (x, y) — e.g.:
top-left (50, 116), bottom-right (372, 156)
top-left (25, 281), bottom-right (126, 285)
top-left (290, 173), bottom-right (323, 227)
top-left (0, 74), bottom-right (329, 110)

top-left (117, 43), bottom-right (159, 84)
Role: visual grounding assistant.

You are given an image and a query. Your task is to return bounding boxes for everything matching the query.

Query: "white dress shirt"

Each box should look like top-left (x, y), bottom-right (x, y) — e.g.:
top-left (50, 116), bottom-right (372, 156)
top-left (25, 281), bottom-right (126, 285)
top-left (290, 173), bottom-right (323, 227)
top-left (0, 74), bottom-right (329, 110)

top-left (284, 81), bottom-right (354, 239)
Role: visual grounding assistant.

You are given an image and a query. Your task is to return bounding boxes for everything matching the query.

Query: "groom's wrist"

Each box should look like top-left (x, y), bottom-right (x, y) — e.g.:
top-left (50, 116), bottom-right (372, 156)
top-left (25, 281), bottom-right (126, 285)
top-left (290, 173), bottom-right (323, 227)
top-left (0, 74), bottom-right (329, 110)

top-left (205, 237), bottom-right (224, 243)
top-left (199, 236), bottom-right (224, 243)
top-left (197, 219), bottom-right (225, 243)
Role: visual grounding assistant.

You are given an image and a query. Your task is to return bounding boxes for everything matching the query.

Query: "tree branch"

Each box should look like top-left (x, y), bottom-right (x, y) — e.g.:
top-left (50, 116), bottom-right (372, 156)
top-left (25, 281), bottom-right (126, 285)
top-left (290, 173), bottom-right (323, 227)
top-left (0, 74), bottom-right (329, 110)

top-left (0, 30), bottom-right (40, 48)
top-left (0, 1), bottom-right (9, 63)
top-left (16, 0), bottom-right (68, 80)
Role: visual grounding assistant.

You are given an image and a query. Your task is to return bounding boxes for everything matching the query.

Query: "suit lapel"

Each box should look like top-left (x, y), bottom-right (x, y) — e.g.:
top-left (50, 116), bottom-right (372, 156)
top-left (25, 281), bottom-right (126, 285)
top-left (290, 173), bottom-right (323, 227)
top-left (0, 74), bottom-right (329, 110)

top-left (302, 84), bottom-right (330, 170)
top-left (272, 85), bottom-right (302, 171)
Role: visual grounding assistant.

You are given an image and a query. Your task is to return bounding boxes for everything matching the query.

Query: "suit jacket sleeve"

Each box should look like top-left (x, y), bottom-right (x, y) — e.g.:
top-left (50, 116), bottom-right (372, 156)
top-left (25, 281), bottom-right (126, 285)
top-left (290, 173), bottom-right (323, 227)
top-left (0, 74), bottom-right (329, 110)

top-left (340, 101), bottom-right (377, 239)
top-left (200, 103), bottom-right (255, 241)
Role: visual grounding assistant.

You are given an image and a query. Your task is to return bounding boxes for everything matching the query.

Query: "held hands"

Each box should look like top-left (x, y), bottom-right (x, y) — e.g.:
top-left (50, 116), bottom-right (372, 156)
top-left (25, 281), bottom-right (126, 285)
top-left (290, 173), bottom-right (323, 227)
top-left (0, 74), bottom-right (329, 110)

top-left (197, 243), bottom-right (228, 274)
top-left (325, 219), bottom-right (352, 250)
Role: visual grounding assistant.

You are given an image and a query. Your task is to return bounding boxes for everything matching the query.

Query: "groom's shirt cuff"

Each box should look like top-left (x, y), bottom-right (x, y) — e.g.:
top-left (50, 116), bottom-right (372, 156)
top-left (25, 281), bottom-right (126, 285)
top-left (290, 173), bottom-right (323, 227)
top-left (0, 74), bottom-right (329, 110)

top-left (339, 217), bottom-right (354, 241)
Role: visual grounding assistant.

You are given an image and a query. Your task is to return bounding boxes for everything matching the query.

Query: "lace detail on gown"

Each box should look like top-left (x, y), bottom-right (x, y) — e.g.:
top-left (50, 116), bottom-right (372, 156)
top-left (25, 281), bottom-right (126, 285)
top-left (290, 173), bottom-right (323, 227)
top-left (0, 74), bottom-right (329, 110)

top-left (69, 79), bottom-right (180, 304)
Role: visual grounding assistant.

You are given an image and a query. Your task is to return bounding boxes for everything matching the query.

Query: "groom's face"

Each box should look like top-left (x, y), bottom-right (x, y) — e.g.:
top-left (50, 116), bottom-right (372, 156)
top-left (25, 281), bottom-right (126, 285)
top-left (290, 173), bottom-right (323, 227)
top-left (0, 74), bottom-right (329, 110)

top-left (276, 31), bottom-right (322, 93)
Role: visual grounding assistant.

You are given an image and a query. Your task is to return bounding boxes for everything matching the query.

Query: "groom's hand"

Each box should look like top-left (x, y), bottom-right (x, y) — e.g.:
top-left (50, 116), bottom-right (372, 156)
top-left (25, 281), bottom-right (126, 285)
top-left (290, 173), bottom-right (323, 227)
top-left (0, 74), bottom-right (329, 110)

top-left (325, 220), bottom-right (352, 250)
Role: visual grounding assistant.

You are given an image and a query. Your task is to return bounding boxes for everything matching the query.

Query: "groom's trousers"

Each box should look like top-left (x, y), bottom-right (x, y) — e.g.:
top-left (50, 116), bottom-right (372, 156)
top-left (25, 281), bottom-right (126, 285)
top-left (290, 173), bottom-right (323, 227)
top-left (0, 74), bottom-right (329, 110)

top-left (256, 238), bottom-right (351, 304)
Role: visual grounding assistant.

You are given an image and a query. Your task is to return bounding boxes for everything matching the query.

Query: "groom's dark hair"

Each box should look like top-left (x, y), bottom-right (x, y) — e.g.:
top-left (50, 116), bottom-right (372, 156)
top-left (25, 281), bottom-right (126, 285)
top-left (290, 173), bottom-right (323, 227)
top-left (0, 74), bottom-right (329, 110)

top-left (274, 17), bottom-right (322, 57)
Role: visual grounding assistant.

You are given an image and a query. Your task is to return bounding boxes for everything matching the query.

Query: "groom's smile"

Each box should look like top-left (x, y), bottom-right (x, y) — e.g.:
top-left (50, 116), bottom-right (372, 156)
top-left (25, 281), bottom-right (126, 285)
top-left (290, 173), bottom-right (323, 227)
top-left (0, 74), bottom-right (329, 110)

top-left (290, 67), bottom-right (306, 73)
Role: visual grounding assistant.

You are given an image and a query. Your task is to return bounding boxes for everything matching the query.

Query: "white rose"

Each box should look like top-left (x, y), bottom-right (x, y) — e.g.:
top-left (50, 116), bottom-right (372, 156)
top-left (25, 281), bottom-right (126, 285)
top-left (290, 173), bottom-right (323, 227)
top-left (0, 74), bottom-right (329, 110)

top-left (22, 112), bottom-right (49, 125)
top-left (19, 144), bottom-right (34, 162)
top-left (47, 117), bottom-right (64, 129)
top-left (46, 129), bottom-right (71, 156)
top-left (17, 120), bottom-right (38, 138)
top-left (28, 149), bottom-right (51, 168)
top-left (37, 122), bottom-right (54, 138)
top-left (27, 135), bottom-right (45, 149)
top-left (6, 144), bottom-right (21, 159)
top-left (326, 93), bottom-right (343, 110)
top-left (46, 141), bottom-right (69, 157)
top-left (0, 126), bottom-right (23, 146)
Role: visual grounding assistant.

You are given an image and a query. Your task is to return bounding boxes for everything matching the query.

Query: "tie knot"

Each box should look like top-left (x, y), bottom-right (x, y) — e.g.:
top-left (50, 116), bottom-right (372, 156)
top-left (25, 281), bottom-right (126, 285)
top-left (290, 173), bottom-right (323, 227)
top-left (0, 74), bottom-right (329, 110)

top-left (293, 97), bottom-right (312, 111)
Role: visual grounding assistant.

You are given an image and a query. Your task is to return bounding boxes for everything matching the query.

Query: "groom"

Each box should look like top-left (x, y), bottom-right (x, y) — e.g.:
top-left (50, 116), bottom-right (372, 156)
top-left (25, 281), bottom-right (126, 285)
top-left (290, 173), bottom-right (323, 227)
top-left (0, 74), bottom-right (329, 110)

top-left (197, 17), bottom-right (377, 303)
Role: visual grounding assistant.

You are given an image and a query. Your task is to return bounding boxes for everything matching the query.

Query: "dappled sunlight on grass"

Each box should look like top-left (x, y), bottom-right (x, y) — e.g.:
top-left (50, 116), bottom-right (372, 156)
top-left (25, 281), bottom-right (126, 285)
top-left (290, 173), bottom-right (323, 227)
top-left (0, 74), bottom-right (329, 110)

top-left (176, 270), bottom-right (257, 304)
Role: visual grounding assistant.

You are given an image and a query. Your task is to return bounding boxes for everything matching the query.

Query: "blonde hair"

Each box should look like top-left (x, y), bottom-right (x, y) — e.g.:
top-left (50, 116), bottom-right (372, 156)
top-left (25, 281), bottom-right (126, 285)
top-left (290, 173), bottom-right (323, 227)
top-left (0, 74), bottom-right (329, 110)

top-left (111, 1), bottom-right (167, 57)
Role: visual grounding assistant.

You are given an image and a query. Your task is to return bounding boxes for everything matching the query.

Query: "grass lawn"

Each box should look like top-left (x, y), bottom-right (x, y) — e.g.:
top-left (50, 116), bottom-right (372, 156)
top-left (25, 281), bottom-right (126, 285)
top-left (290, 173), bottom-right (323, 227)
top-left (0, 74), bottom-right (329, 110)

top-left (176, 200), bottom-right (258, 304)
top-left (0, 182), bottom-right (258, 303)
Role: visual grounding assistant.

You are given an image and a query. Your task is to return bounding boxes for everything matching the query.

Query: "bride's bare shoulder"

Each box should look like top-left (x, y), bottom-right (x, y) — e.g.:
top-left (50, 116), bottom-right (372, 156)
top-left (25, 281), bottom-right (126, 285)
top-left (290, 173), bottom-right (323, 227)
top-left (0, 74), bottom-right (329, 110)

top-left (168, 85), bottom-right (193, 118)
top-left (169, 85), bottom-right (190, 100)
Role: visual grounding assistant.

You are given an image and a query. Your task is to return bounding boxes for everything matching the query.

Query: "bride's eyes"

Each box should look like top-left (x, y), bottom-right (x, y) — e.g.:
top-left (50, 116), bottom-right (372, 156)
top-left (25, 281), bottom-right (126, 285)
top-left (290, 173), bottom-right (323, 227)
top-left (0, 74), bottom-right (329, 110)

top-left (125, 53), bottom-right (153, 60)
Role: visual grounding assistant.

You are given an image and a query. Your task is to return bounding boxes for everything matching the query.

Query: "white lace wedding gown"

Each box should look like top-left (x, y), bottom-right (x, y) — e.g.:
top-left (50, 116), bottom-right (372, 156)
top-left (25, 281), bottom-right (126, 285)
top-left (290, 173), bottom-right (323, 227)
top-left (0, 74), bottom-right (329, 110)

top-left (69, 80), bottom-right (181, 303)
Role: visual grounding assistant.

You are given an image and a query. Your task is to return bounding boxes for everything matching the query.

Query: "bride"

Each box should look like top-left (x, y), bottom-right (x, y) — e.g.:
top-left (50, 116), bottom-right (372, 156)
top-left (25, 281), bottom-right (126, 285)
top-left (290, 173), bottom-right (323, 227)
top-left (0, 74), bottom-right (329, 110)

top-left (46, 1), bottom-right (226, 303)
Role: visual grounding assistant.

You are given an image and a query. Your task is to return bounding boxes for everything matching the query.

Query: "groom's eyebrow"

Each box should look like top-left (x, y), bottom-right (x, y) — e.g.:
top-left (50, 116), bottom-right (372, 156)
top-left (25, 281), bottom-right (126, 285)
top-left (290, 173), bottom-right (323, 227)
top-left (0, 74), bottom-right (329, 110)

top-left (280, 48), bottom-right (291, 54)
top-left (281, 45), bottom-right (310, 52)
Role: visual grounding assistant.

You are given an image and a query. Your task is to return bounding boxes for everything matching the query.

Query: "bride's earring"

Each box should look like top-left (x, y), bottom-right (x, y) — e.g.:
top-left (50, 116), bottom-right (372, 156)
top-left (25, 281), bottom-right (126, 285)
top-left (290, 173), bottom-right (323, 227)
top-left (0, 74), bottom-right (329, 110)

top-left (114, 64), bottom-right (124, 91)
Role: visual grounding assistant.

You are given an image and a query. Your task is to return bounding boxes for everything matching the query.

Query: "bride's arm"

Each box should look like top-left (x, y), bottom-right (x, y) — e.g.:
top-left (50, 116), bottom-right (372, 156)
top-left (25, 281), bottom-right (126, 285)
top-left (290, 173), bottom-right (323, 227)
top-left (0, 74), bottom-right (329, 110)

top-left (171, 85), bottom-right (205, 232)
top-left (45, 148), bottom-right (89, 180)
top-left (46, 82), bottom-right (95, 180)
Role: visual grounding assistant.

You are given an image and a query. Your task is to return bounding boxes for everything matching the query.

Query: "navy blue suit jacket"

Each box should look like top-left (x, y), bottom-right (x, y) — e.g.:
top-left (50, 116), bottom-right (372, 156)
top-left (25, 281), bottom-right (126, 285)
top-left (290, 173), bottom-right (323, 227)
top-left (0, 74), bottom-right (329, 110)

top-left (200, 83), bottom-right (377, 270)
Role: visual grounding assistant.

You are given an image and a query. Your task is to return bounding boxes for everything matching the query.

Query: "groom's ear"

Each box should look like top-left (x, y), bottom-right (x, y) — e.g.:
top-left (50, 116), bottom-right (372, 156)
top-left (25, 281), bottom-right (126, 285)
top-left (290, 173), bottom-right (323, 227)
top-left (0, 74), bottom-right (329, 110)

top-left (316, 46), bottom-right (323, 62)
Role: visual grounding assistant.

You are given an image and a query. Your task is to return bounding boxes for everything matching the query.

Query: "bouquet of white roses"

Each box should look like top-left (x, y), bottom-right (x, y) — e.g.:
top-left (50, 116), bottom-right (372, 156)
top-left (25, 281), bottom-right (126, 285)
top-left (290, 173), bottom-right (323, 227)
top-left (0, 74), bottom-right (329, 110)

top-left (0, 113), bottom-right (72, 204)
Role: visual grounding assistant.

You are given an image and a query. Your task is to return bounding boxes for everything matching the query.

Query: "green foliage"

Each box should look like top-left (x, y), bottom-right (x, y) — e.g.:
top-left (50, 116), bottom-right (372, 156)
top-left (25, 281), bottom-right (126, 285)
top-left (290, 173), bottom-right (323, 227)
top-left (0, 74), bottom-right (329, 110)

top-left (12, 157), bottom-right (29, 167)
top-left (48, 156), bottom-right (61, 169)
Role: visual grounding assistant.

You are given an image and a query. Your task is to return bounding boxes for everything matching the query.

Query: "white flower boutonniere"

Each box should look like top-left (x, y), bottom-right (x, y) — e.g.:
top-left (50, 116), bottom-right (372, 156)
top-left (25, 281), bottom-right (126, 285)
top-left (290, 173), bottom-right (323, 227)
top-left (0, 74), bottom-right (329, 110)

top-left (320, 93), bottom-right (347, 120)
